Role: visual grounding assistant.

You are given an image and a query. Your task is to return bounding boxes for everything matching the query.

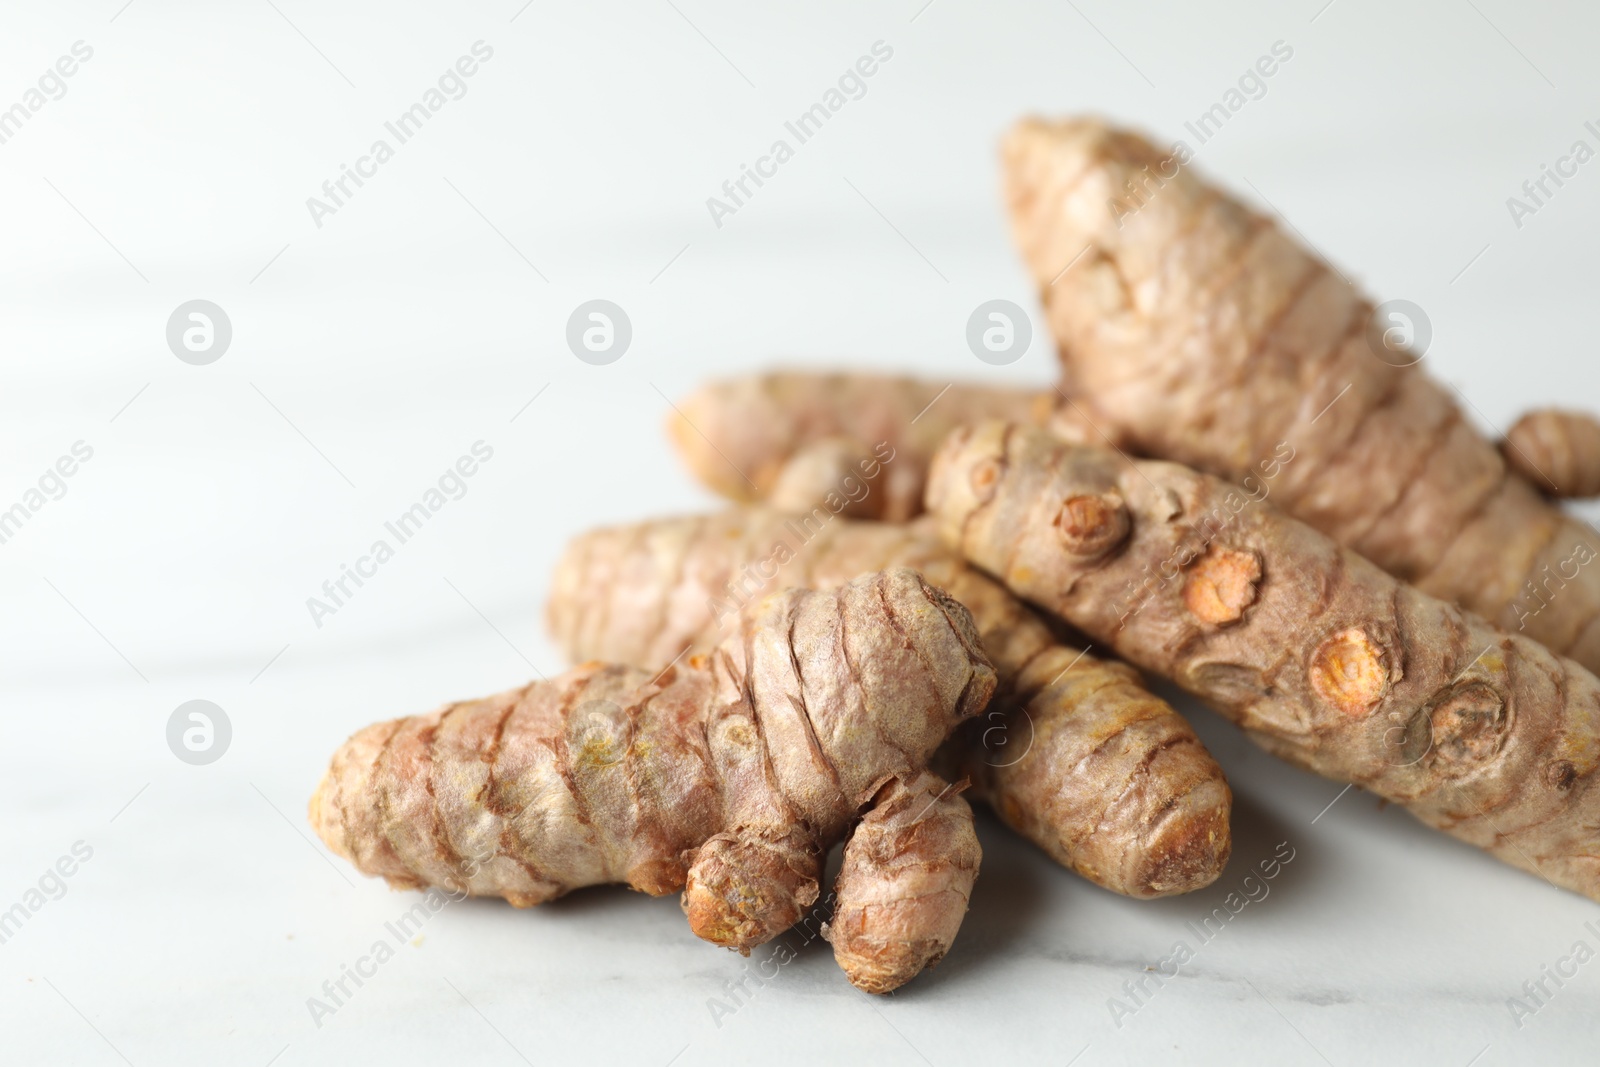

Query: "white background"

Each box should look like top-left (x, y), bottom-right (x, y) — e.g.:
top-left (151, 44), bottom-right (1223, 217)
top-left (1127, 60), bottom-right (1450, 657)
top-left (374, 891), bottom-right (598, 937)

top-left (4, 1), bottom-right (1599, 1064)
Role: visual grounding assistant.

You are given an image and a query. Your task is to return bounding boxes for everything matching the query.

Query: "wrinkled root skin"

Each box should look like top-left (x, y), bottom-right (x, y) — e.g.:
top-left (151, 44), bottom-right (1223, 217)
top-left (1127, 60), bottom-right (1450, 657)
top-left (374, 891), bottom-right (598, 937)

top-left (549, 509), bottom-right (1232, 898)
top-left (312, 569), bottom-right (997, 991)
top-left (1002, 116), bottom-right (1600, 676)
top-left (682, 831), bottom-right (821, 954)
top-left (953, 647), bottom-right (1233, 899)
top-left (665, 371), bottom-right (1097, 522)
top-left (930, 422), bottom-right (1600, 903)
top-left (825, 772), bottom-right (981, 993)
top-left (1503, 408), bottom-right (1600, 499)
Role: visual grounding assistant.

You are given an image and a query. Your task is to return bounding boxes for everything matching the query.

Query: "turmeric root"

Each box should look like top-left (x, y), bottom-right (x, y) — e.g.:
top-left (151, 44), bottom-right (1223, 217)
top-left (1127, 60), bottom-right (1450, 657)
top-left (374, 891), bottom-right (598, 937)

top-left (1002, 117), bottom-right (1600, 673)
top-left (827, 772), bottom-right (981, 994)
top-left (666, 372), bottom-right (1098, 522)
top-left (930, 421), bottom-right (1600, 902)
top-left (1503, 408), bottom-right (1600, 499)
top-left (549, 509), bottom-right (1232, 898)
top-left (310, 569), bottom-right (996, 993)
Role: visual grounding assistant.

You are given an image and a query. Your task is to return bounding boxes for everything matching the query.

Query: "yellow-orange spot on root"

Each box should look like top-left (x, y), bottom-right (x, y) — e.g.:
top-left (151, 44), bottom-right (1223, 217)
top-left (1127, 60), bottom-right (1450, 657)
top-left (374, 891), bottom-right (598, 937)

top-left (752, 459), bottom-right (785, 491)
top-left (577, 733), bottom-right (624, 769)
top-left (1310, 628), bottom-right (1390, 716)
top-left (969, 458), bottom-right (1003, 502)
top-left (1182, 545), bottom-right (1261, 626)
top-left (1055, 493), bottom-right (1130, 557)
top-left (721, 719), bottom-right (756, 748)
top-left (684, 888), bottom-right (749, 946)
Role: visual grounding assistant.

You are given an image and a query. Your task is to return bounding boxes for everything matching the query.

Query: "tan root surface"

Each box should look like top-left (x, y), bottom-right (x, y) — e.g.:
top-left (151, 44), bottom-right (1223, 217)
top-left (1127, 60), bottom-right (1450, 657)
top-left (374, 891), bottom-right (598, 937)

top-left (930, 422), bottom-right (1600, 902)
top-left (549, 509), bottom-right (1231, 898)
top-left (1503, 408), bottom-right (1600, 499)
top-left (312, 569), bottom-right (996, 993)
top-left (666, 371), bottom-right (1097, 522)
top-left (1003, 116), bottom-right (1600, 673)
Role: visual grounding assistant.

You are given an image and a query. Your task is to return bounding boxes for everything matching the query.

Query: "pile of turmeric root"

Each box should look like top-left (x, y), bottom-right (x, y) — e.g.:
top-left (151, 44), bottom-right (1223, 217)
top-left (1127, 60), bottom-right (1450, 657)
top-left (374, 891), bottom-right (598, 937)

top-left (310, 117), bottom-right (1600, 995)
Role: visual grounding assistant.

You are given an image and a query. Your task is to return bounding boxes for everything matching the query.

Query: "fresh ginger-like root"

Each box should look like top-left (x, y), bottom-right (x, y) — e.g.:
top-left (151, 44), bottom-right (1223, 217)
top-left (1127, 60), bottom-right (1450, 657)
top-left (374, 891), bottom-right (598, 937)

top-left (826, 772), bottom-right (980, 994)
top-left (1002, 117), bottom-right (1600, 675)
top-left (682, 829), bottom-right (821, 953)
top-left (1502, 408), bottom-right (1600, 499)
top-left (549, 509), bottom-right (1232, 898)
top-left (929, 421), bottom-right (1600, 903)
top-left (665, 372), bottom-right (1098, 521)
top-left (965, 645), bottom-right (1230, 897)
top-left (311, 569), bottom-right (996, 992)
